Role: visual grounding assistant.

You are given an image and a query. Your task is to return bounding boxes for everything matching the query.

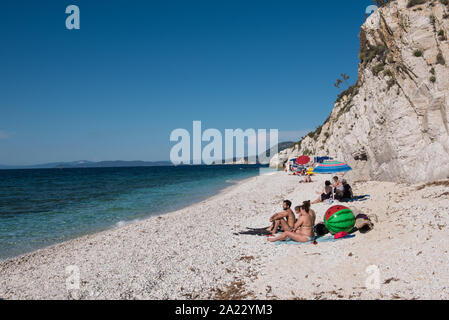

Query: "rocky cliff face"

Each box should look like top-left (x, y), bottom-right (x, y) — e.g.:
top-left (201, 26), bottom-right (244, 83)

top-left (271, 0), bottom-right (449, 183)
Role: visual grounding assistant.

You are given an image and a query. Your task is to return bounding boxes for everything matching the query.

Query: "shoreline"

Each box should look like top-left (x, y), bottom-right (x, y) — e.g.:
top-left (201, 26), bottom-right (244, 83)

top-left (1, 171), bottom-right (280, 299)
top-left (1, 172), bottom-right (448, 299)
top-left (0, 172), bottom-right (262, 263)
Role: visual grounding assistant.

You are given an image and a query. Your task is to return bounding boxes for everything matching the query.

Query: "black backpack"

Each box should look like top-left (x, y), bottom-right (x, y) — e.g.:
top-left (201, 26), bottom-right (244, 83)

top-left (314, 222), bottom-right (329, 236)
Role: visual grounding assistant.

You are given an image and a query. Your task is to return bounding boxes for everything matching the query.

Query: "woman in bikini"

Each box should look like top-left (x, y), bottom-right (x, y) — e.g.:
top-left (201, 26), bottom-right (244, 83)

top-left (267, 201), bottom-right (315, 243)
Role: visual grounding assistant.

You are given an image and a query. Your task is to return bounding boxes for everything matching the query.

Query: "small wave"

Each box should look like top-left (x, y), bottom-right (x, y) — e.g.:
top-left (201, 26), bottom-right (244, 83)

top-left (259, 168), bottom-right (277, 176)
top-left (115, 219), bottom-right (141, 228)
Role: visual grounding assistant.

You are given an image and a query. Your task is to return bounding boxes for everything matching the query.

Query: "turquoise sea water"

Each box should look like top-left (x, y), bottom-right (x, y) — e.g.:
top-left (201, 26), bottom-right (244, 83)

top-left (0, 165), bottom-right (265, 261)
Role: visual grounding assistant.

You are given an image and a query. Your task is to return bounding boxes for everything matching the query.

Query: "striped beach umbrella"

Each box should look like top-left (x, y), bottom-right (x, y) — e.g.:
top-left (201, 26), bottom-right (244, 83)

top-left (312, 160), bottom-right (352, 174)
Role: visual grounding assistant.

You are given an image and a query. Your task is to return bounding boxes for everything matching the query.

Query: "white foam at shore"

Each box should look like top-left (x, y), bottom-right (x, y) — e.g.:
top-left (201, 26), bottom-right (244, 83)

top-left (115, 219), bottom-right (141, 228)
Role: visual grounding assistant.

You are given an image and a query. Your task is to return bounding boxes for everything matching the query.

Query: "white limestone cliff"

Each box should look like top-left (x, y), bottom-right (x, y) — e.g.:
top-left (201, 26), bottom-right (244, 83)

top-left (271, 0), bottom-right (449, 183)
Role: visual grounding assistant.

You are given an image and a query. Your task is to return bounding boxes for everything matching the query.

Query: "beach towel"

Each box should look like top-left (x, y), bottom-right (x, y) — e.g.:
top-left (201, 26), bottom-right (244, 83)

top-left (274, 234), bottom-right (355, 245)
top-left (234, 227), bottom-right (272, 236)
top-left (348, 195), bottom-right (370, 202)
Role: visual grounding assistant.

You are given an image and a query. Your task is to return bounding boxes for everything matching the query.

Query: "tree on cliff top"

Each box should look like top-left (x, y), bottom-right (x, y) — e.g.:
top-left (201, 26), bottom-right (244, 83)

top-left (372, 0), bottom-right (394, 6)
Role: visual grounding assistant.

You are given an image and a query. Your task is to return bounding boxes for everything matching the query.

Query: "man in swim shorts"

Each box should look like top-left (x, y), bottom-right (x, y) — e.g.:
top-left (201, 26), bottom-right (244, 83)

top-left (266, 200), bottom-right (295, 235)
top-left (268, 201), bottom-right (315, 243)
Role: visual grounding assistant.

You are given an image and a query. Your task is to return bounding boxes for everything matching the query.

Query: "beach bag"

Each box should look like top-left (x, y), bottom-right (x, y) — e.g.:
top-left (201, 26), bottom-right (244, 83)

top-left (355, 213), bottom-right (375, 234)
top-left (314, 222), bottom-right (329, 236)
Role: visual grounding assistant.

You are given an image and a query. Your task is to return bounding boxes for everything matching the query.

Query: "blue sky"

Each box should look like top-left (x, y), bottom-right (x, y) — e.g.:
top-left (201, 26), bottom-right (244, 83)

top-left (0, 0), bottom-right (374, 165)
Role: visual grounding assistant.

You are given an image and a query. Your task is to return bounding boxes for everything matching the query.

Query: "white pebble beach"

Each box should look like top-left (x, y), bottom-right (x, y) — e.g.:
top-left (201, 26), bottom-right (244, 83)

top-left (1, 171), bottom-right (448, 300)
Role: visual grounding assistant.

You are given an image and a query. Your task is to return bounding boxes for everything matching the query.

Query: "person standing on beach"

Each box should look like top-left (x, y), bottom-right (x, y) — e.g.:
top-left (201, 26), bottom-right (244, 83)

top-left (266, 200), bottom-right (295, 234)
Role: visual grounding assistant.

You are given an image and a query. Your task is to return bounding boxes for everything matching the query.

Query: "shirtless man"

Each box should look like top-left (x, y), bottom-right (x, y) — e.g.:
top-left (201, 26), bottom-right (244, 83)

top-left (266, 200), bottom-right (295, 234)
top-left (268, 201), bottom-right (315, 243)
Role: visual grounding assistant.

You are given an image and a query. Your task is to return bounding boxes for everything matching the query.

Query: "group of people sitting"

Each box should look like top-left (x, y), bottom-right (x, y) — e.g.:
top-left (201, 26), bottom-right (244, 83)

top-left (287, 166), bottom-right (313, 182)
top-left (266, 200), bottom-right (315, 243)
top-left (312, 176), bottom-right (353, 204)
top-left (265, 177), bottom-right (354, 243)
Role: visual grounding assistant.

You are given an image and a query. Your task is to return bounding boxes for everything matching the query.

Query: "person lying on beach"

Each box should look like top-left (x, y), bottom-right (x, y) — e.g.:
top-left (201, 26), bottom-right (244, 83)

top-left (266, 200), bottom-right (295, 234)
top-left (311, 180), bottom-right (332, 204)
top-left (268, 201), bottom-right (315, 243)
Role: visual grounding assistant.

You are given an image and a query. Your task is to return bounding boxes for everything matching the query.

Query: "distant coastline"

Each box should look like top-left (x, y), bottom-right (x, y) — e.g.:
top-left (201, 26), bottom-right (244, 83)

top-left (0, 142), bottom-right (293, 170)
top-left (0, 160), bottom-right (173, 170)
top-left (0, 161), bottom-right (273, 170)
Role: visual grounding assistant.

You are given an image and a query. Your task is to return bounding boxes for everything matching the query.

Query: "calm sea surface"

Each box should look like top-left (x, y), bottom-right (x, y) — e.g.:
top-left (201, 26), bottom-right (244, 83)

top-left (0, 165), bottom-right (267, 260)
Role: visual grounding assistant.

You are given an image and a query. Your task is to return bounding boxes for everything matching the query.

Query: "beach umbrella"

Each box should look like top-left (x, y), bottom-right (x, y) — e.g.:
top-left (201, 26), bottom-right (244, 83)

top-left (312, 160), bottom-right (352, 174)
top-left (296, 155), bottom-right (310, 165)
top-left (314, 156), bottom-right (333, 163)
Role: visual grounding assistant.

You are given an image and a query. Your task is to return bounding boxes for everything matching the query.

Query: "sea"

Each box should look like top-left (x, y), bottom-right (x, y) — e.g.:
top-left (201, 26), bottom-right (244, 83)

top-left (0, 165), bottom-right (269, 261)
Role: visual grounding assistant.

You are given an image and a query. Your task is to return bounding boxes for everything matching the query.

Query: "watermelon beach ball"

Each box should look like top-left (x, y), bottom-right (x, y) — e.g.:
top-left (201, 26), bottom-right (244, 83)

top-left (324, 205), bottom-right (356, 235)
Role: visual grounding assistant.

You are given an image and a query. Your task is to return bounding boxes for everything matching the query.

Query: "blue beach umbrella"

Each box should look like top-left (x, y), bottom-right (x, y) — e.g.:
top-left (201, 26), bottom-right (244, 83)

top-left (312, 160), bottom-right (352, 174)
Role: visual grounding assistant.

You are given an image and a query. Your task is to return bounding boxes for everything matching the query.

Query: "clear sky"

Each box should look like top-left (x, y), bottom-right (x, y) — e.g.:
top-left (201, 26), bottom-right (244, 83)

top-left (0, 0), bottom-right (374, 165)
